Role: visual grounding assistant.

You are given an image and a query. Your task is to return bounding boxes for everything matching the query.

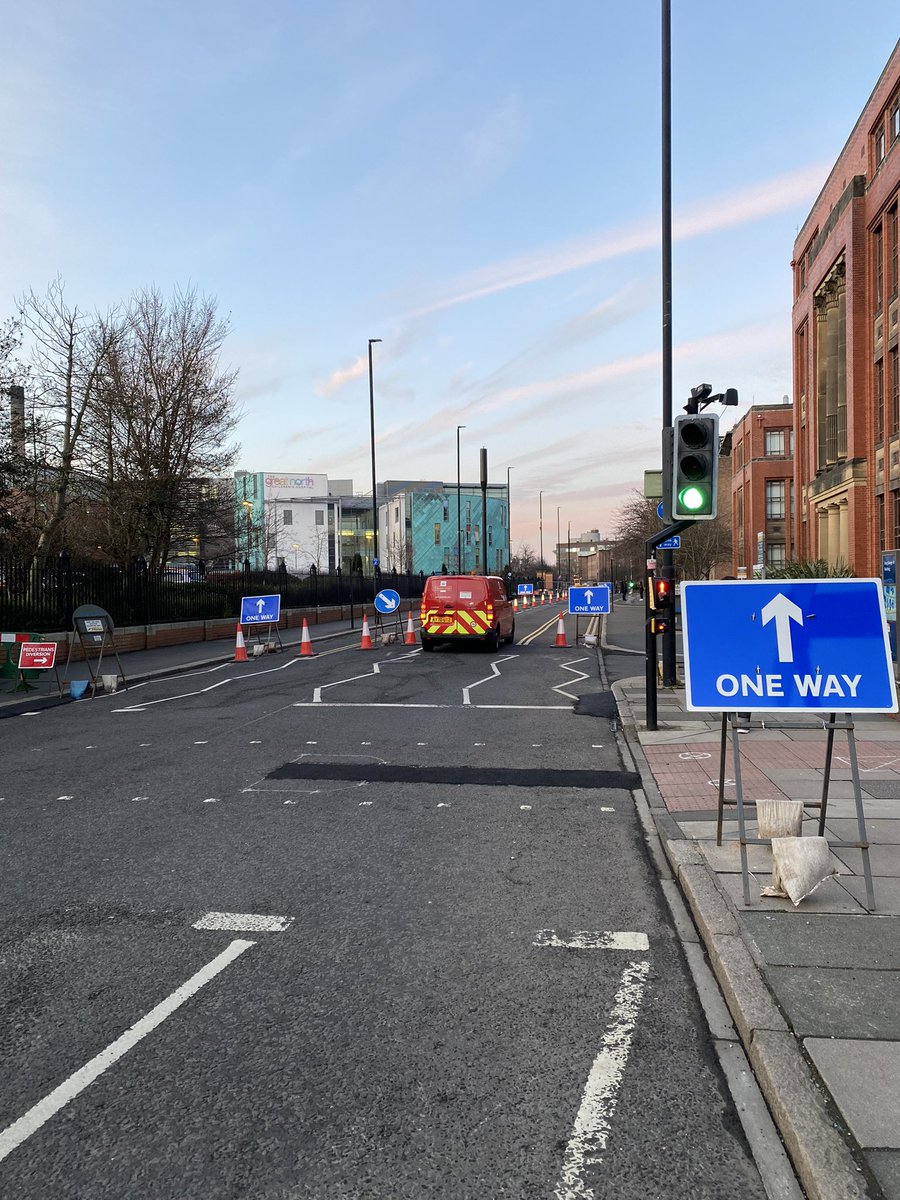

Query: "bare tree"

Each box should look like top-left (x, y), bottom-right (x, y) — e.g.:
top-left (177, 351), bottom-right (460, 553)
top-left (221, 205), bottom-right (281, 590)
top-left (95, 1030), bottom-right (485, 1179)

top-left (509, 541), bottom-right (538, 578)
top-left (17, 280), bottom-right (120, 561)
top-left (84, 286), bottom-right (239, 567)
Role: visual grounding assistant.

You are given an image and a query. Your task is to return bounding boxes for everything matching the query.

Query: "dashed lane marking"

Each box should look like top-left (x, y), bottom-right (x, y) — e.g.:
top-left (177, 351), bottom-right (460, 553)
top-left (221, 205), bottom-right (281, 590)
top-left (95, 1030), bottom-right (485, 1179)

top-left (193, 912), bottom-right (293, 933)
top-left (534, 931), bottom-right (649, 951)
top-left (554, 960), bottom-right (652, 1199)
top-left (0, 939), bottom-right (255, 1165)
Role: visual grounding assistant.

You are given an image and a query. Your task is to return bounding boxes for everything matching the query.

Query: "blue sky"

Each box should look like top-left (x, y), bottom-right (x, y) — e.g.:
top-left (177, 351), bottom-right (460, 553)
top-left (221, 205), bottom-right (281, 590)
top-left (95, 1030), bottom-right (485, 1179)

top-left (2, 2), bottom-right (898, 554)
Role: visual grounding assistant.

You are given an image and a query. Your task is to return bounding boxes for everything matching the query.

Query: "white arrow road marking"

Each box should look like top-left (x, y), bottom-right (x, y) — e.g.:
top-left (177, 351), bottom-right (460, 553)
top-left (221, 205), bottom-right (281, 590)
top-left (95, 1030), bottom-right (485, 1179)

top-left (193, 912), bottom-right (292, 932)
top-left (761, 593), bottom-right (804, 663)
top-left (462, 655), bottom-right (517, 705)
top-left (554, 960), bottom-right (651, 1199)
top-left (0, 939), bottom-right (254, 1164)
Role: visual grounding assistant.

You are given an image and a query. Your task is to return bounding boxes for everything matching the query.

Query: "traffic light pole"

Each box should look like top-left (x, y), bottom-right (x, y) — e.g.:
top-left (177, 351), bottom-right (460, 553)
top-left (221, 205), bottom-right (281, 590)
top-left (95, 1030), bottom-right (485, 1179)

top-left (659, 0), bottom-right (677, 690)
top-left (644, 518), bottom-right (692, 731)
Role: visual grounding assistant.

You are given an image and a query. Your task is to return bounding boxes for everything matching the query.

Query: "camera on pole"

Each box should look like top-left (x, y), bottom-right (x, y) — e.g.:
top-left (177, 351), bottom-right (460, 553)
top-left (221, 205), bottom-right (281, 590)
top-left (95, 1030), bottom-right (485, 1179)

top-left (672, 411), bottom-right (719, 520)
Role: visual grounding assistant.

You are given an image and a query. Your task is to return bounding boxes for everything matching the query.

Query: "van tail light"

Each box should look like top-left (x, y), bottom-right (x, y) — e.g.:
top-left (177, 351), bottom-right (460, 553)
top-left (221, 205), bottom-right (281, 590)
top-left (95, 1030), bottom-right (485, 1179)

top-left (485, 603), bottom-right (494, 621)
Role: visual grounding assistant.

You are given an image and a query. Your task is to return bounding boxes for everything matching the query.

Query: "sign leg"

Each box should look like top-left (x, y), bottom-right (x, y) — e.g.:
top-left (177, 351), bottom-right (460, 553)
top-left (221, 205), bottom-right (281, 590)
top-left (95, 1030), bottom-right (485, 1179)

top-left (731, 714), bottom-right (752, 907)
top-left (844, 717), bottom-right (876, 912)
top-left (716, 713), bottom-right (728, 846)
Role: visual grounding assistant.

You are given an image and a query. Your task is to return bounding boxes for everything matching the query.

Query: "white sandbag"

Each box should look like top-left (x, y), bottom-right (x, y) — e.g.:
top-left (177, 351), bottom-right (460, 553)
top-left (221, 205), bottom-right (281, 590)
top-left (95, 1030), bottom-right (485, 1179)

top-left (757, 798), bottom-right (803, 839)
top-left (762, 836), bottom-right (838, 905)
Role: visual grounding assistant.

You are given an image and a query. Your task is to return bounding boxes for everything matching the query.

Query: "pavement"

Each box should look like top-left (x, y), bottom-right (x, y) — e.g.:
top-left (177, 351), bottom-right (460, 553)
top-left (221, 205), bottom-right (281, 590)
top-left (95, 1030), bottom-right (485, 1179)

top-left (604, 597), bottom-right (900, 1200)
top-left (4, 598), bottom-right (899, 1198)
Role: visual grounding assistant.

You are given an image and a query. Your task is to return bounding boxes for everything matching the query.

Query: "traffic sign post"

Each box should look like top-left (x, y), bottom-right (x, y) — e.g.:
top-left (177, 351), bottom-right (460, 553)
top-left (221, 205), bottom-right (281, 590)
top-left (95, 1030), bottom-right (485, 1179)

top-left (567, 585), bottom-right (611, 616)
top-left (373, 588), bottom-right (403, 642)
top-left (681, 579), bottom-right (893, 910)
top-left (16, 642), bottom-right (62, 697)
top-left (239, 594), bottom-right (283, 653)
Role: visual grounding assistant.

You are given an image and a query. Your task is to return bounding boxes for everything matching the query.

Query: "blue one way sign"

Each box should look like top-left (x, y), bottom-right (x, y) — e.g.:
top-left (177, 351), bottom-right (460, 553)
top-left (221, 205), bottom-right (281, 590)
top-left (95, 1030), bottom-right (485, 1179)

top-left (568, 584), bottom-right (612, 615)
top-left (240, 594), bottom-right (281, 625)
top-left (681, 579), bottom-right (897, 712)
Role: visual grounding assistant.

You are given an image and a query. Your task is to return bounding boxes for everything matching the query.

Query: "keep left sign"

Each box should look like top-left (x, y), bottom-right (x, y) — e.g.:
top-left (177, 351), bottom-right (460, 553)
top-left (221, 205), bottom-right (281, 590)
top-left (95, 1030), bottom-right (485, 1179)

top-left (19, 642), bottom-right (58, 670)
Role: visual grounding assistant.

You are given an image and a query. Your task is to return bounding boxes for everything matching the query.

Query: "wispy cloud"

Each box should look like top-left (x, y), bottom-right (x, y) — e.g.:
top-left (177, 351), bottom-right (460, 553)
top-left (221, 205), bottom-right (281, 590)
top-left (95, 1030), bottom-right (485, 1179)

top-left (457, 94), bottom-right (529, 190)
top-left (315, 353), bottom-right (368, 397)
top-left (401, 162), bottom-right (827, 320)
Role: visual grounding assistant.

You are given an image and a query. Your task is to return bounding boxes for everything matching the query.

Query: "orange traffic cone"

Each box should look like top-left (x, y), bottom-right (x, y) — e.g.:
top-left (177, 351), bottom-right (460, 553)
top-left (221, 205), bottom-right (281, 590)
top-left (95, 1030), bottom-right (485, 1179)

top-left (513, 596), bottom-right (518, 611)
top-left (298, 618), bottom-right (315, 656)
top-left (554, 612), bottom-right (568, 647)
top-left (359, 614), bottom-right (374, 650)
top-left (404, 611), bottom-right (417, 645)
top-left (234, 624), bottom-right (249, 662)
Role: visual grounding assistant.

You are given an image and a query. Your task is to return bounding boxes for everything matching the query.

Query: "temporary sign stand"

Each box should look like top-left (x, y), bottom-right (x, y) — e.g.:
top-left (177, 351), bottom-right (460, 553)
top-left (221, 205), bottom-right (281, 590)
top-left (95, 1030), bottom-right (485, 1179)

top-left (681, 579), bottom-right (898, 913)
top-left (373, 588), bottom-right (403, 643)
top-left (16, 641), bottom-right (63, 698)
top-left (715, 711), bottom-right (875, 910)
top-left (240, 594), bottom-right (283, 654)
top-left (568, 584), bottom-right (612, 646)
top-left (65, 604), bottom-right (128, 696)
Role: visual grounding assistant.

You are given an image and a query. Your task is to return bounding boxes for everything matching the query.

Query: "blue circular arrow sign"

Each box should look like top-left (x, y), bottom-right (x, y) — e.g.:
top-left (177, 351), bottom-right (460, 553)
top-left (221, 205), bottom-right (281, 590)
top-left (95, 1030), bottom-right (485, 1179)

top-left (374, 588), bottom-right (401, 614)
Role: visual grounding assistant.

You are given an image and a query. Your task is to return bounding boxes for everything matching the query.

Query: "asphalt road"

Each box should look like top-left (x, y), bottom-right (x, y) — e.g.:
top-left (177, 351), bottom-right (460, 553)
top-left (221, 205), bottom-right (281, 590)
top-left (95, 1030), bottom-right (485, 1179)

top-left (0, 604), bottom-right (766, 1199)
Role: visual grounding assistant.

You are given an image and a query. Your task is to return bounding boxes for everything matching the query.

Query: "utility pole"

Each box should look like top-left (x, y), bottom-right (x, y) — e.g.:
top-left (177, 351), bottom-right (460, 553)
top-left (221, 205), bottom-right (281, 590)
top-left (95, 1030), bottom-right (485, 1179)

top-left (368, 338), bottom-right (382, 593)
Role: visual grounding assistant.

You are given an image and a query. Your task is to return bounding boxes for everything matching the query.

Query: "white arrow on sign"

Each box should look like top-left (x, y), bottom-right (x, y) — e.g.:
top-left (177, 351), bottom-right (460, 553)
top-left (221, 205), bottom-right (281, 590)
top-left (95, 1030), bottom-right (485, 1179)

top-left (256, 599), bottom-right (265, 612)
top-left (382, 596), bottom-right (398, 610)
top-left (761, 593), bottom-right (804, 663)
top-left (584, 589), bottom-right (593, 605)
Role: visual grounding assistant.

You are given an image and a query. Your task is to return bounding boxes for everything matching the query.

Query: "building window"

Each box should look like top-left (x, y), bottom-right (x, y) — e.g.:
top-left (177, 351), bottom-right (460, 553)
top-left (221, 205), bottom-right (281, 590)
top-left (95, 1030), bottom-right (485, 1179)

top-left (890, 205), bottom-right (899, 299)
top-left (875, 123), bottom-right (886, 166)
top-left (315, 510), bottom-right (324, 526)
top-left (433, 523), bottom-right (441, 545)
top-left (766, 480), bottom-right (785, 520)
top-left (893, 101), bottom-right (900, 142)
top-left (767, 543), bottom-right (786, 566)
top-left (442, 498), bottom-right (449, 521)
top-left (283, 509), bottom-right (292, 526)
top-left (734, 440), bottom-right (743, 470)
top-left (892, 349), bottom-right (900, 438)
top-left (879, 494), bottom-right (886, 552)
top-left (875, 223), bottom-right (884, 313)
top-left (764, 430), bottom-right (785, 456)
top-left (815, 259), bottom-right (847, 469)
top-left (876, 359), bottom-right (885, 442)
top-left (893, 490), bottom-right (900, 550)
top-left (394, 505), bottom-right (400, 522)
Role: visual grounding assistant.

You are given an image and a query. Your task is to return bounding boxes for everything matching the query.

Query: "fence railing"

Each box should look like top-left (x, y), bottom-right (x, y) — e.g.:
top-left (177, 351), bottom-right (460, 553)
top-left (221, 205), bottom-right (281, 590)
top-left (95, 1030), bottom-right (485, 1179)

top-left (0, 556), bottom-right (429, 633)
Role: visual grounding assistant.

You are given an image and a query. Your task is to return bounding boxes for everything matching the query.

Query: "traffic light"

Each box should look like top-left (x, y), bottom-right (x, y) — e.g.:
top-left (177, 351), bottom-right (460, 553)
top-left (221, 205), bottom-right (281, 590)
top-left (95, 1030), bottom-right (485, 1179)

top-left (649, 575), bottom-right (674, 636)
top-left (672, 412), bottom-right (719, 520)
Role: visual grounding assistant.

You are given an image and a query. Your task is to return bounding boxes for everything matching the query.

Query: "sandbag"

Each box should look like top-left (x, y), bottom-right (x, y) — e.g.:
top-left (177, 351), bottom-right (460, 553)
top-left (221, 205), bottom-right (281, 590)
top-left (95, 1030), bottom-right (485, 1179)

top-left (757, 798), bottom-right (803, 839)
top-left (761, 836), bottom-right (838, 905)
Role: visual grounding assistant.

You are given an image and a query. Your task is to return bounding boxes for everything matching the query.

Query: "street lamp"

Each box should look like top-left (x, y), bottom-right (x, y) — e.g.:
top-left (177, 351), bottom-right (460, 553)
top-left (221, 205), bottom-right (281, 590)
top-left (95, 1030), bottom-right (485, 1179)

top-left (456, 424), bottom-right (466, 574)
top-left (567, 519), bottom-right (572, 584)
top-left (556, 506), bottom-right (561, 585)
top-left (506, 466), bottom-right (514, 571)
top-left (539, 491), bottom-right (544, 580)
top-left (368, 338), bottom-right (382, 586)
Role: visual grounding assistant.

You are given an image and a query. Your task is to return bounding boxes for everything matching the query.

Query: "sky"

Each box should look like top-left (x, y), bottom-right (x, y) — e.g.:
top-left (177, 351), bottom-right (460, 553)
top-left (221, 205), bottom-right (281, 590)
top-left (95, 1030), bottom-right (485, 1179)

top-left (2, 2), bottom-right (899, 556)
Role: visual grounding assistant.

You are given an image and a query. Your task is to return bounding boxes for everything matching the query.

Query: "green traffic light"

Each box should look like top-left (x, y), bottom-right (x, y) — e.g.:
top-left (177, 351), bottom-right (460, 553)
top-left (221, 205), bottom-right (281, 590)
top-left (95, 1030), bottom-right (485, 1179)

top-left (678, 485), bottom-right (707, 512)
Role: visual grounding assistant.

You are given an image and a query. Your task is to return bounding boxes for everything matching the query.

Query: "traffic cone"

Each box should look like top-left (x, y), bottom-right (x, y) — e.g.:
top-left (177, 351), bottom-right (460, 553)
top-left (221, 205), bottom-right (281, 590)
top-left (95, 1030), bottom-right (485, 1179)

top-left (298, 618), bottom-right (315, 656)
top-left (404, 611), bottom-right (417, 645)
top-left (554, 612), bottom-right (568, 648)
top-left (234, 625), bottom-right (249, 662)
top-left (359, 614), bottom-right (374, 650)
top-left (513, 596), bottom-right (518, 611)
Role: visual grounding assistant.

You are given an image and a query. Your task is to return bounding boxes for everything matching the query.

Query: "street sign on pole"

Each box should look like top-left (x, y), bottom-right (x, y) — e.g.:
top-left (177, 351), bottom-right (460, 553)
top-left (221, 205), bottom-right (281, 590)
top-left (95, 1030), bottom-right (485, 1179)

top-left (657, 535), bottom-right (681, 550)
top-left (681, 579), bottom-right (898, 712)
top-left (568, 584), bottom-right (612, 615)
top-left (374, 588), bottom-right (401, 614)
top-left (240, 594), bottom-right (281, 625)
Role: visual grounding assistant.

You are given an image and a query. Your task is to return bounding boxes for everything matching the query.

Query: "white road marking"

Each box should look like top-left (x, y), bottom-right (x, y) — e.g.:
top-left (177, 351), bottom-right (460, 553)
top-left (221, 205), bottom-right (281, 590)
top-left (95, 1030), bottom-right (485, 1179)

top-left (554, 960), bottom-right (651, 1199)
top-left (532, 743), bottom-right (542, 747)
top-left (194, 741), bottom-right (208, 745)
top-left (57, 795), bottom-right (74, 801)
top-left (462, 655), bottom-right (517, 705)
top-left (292, 702), bottom-right (570, 710)
top-left (474, 742), bottom-right (485, 747)
top-left (553, 657), bottom-right (590, 702)
top-left (0, 939), bottom-right (254, 1164)
top-left (21, 713), bottom-right (40, 718)
top-left (193, 912), bottom-right (293, 932)
top-left (359, 800), bottom-right (373, 806)
top-left (521, 805), bottom-right (532, 810)
top-left (599, 807), bottom-right (615, 813)
top-left (130, 796), bottom-right (148, 803)
top-left (306, 741), bottom-right (317, 745)
top-left (311, 651), bottom-right (419, 703)
top-left (437, 802), bottom-right (450, 808)
top-left (679, 752), bottom-right (712, 761)
top-left (203, 798), bottom-right (219, 804)
top-left (250, 740), bottom-right (262, 744)
top-left (534, 931), bottom-right (649, 951)
top-left (140, 743), bottom-right (151, 747)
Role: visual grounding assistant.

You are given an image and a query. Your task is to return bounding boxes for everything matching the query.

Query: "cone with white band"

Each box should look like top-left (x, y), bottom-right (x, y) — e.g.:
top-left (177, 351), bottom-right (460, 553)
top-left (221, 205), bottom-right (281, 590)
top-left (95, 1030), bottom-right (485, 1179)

top-left (359, 614), bottom-right (374, 650)
top-left (554, 612), bottom-right (568, 648)
top-left (298, 618), bottom-right (315, 656)
top-left (234, 624), bottom-right (249, 662)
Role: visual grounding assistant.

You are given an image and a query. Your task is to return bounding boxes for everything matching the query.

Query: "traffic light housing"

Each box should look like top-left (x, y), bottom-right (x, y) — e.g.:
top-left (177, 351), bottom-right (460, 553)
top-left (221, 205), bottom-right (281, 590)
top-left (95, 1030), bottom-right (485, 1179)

top-left (649, 575), bottom-right (675, 636)
top-left (672, 412), bottom-right (719, 520)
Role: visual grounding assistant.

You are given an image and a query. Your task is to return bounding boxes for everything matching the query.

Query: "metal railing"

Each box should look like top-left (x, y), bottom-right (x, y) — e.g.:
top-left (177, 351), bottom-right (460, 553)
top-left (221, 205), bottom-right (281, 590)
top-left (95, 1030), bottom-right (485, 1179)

top-left (0, 556), bottom-right (429, 632)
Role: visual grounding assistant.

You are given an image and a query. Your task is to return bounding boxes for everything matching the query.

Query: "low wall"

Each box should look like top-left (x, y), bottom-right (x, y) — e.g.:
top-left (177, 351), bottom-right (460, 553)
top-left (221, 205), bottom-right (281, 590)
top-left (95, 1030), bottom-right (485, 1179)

top-left (32, 605), bottom-right (355, 663)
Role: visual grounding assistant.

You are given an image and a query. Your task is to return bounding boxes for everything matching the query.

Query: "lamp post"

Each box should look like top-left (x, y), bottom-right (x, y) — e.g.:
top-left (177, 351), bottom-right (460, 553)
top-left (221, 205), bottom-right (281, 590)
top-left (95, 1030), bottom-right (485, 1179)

top-left (456, 424), bottom-right (466, 574)
top-left (539, 491), bottom-right (544, 580)
top-left (368, 338), bottom-right (382, 589)
top-left (567, 520), bottom-right (572, 584)
top-left (556, 506), bottom-right (561, 586)
top-left (506, 466), bottom-right (514, 571)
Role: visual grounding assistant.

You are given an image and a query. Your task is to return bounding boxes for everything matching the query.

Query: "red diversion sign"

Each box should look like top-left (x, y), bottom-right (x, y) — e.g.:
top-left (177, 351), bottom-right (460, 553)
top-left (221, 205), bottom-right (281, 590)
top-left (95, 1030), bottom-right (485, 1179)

top-left (18, 643), bottom-right (58, 669)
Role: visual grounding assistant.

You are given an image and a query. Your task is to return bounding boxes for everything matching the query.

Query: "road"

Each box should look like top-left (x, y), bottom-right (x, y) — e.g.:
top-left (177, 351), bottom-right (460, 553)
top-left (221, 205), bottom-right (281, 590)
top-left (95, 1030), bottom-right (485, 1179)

top-left (0, 603), bottom-right (767, 1198)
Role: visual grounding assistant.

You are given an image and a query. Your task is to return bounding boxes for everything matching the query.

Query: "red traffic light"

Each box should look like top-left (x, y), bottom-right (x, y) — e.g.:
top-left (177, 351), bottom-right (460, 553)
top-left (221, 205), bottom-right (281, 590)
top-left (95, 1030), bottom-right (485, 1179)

top-left (651, 577), bottom-right (674, 610)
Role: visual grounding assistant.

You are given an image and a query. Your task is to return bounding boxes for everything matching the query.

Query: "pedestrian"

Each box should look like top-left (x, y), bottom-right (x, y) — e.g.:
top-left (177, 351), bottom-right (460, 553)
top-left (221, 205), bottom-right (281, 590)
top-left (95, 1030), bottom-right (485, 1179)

top-left (638, 579), bottom-right (644, 600)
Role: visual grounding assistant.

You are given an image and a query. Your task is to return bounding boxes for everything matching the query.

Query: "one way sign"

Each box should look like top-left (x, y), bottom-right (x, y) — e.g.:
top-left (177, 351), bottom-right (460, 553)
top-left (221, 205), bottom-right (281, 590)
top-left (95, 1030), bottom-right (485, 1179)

top-left (681, 579), bottom-right (897, 712)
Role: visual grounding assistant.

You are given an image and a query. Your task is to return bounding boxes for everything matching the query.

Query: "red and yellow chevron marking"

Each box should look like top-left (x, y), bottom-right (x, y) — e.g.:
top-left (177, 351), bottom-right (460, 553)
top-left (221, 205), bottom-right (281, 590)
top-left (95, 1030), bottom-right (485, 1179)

top-left (420, 607), bottom-right (492, 637)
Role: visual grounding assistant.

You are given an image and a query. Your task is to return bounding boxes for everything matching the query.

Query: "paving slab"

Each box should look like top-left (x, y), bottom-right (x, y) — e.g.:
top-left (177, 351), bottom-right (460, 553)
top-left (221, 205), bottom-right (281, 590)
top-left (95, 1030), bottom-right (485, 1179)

top-left (841, 875), bottom-right (900, 915)
top-left (861, 780), bottom-right (900, 799)
top-left (741, 912), bottom-right (900, 969)
top-left (698, 840), bottom-right (776, 873)
top-left (767, 966), bottom-right (900, 1039)
top-left (810, 796), bottom-right (900, 820)
top-left (868, 1151), bottom-right (900, 1200)
top-left (831, 845), bottom-right (900, 877)
top-left (804, 1039), bottom-right (900, 1148)
top-left (717, 872), bottom-right (866, 915)
top-left (825, 817), bottom-right (900, 844)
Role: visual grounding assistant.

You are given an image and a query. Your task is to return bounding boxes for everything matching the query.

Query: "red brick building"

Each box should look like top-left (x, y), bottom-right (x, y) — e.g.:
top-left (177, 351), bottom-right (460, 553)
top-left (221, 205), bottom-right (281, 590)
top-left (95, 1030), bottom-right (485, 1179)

top-left (731, 404), bottom-right (795, 575)
top-left (792, 39), bottom-right (900, 573)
